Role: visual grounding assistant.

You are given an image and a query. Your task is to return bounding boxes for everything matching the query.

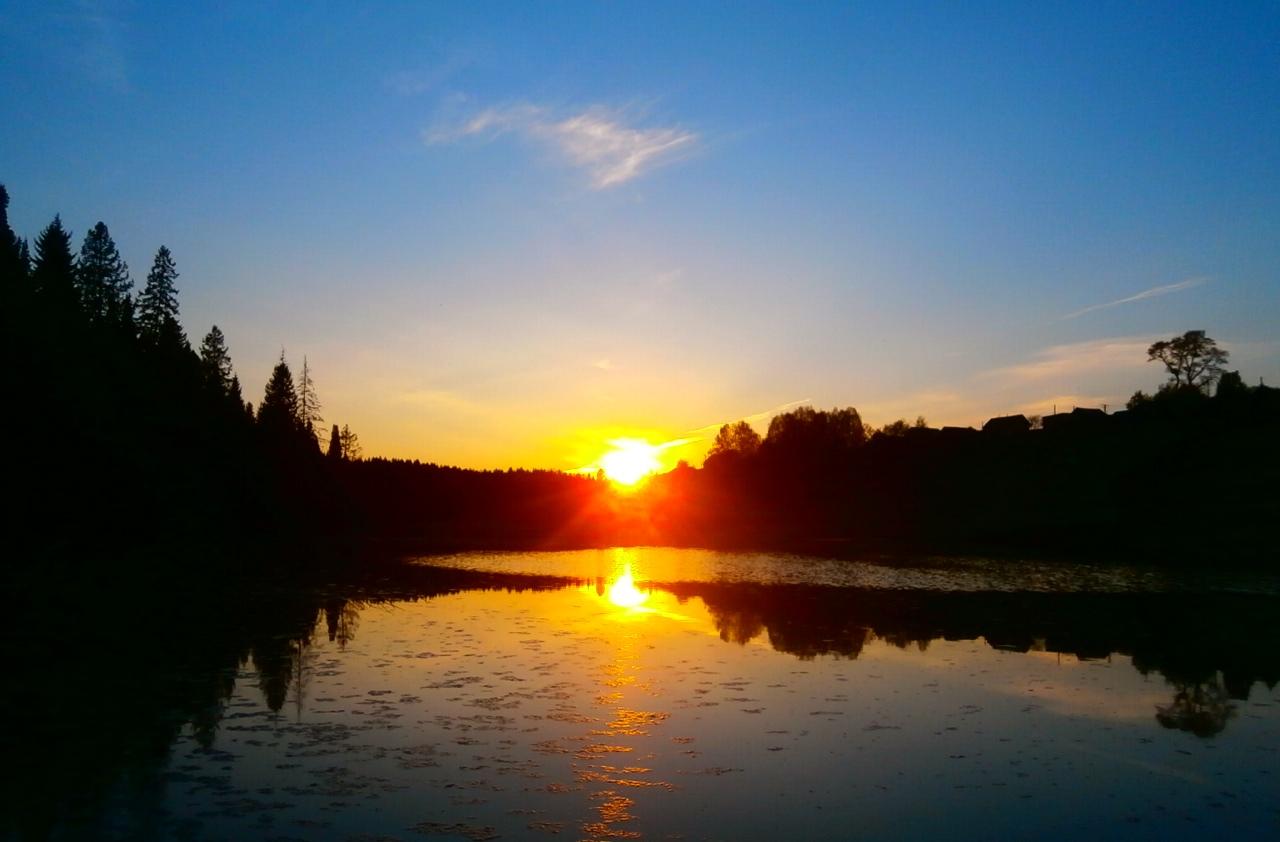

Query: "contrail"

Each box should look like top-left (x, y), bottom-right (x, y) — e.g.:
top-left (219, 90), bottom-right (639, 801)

top-left (1064, 277), bottom-right (1206, 319)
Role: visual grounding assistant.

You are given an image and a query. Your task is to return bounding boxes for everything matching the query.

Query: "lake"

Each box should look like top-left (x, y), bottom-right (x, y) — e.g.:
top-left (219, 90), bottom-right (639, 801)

top-left (6, 548), bottom-right (1279, 841)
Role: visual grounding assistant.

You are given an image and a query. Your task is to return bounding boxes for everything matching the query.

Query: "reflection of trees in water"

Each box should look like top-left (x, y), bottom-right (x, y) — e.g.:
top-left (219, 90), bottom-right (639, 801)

top-left (2, 581), bottom-right (360, 841)
top-left (689, 581), bottom-right (1278, 737)
top-left (712, 603), bottom-right (764, 645)
top-left (325, 597), bottom-right (360, 648)
top-left (1156, 678), bottom-right (1236, 738)
top-left (6, 565), bottom-right (1278, 839)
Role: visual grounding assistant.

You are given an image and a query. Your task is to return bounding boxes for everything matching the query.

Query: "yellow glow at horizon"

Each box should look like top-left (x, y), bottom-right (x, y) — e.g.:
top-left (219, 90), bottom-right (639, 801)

top-left (598, 438), bottom-right (663, 485)
top-left (607, 565), bottom-right (650, 609)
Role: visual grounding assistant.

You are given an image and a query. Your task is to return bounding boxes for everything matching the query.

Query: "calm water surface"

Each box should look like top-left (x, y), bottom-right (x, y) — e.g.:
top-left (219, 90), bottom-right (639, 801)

top-left (10, 548), bottom-right (1279, 841)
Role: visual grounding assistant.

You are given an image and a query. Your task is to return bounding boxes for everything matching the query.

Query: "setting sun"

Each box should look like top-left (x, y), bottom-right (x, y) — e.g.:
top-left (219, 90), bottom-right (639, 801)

top-left (598, 438), bottom-right (663, 486)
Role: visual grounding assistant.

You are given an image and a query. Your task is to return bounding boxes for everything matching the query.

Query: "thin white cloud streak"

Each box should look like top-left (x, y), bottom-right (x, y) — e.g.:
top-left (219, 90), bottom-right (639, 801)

top-left (861, 338), bottom-right (1160, 428)
top-left (688, 398), bottom-right (812, 436)
top-left (426, 103), bottom-right (698, 188)
top-left (654, 436), bottom-right (701, 451)
top-left (983, 336), bottom-right (1159, 384)
top-left (1063, 278), bottom-right (1207, 320)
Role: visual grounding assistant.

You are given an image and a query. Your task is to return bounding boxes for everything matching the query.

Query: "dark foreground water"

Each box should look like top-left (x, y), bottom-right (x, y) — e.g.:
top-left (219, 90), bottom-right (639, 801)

top-left (6, 549), bottom-right (1279, 841)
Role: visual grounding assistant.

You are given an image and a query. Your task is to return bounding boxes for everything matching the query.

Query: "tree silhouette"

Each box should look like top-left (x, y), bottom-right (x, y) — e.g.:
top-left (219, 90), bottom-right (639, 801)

top-left (298, 356), bottom-right (323, 446)
top-left (137, 246), bottom-right (186, 349)
top-left (876, 416), bottom-right (928, 437)
top-left (1215, 370), bottom-right (1247, 400)
top-left (709, 421), bottom-right (762, 458)
top-left (764, 406), bottom-right (866, 462)
top-left (0, 184), bottom-right (29, 290)
top-left (31, 215), bottom-right (79, 318)
top-left (198, 325), bottom-right (235, 395)
top-left (339, 424), bottom-right (361, 460)
top-left (76, 222), bottom-right (132, 328)
top-left (327, 424), bottom-right (342, 460)
top-left (1147, 330), bottom-right (1229, 393)
top-left (228, 375), bottom-right (247, 415)
top-left (258, 351), bottom-right (301, 436)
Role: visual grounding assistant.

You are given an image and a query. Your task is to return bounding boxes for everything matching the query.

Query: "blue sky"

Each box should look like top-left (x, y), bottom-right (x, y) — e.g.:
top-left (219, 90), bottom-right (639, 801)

top-left (3, 1), bottom-right (1278, 469)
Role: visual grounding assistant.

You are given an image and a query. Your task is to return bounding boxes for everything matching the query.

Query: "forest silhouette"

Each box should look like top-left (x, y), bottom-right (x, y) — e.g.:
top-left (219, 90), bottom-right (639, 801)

top-left (3, 184), bottom-right (1278, 567)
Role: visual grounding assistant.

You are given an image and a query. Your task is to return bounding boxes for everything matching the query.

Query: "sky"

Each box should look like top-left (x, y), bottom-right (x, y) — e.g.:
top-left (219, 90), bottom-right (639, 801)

top-left (2, 1), bottom-right (1278, 471)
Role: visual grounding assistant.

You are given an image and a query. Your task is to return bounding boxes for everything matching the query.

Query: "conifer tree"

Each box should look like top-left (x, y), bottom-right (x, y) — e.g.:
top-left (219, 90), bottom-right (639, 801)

top-left (258, 351), bottom-right (301, 436)
top-left (327, 424), bottom-right (342, 460)
top-left (76, 222), bottom-right (132, 328)
top-left (298, 356), bottom-right (323, 445)
top-left (339, 424), bottom-right (361, 460)
top-left (0, 185), bottom-right (29, 292)
top-left (229, 375), bottom-right (246, 410)
top-left (137, 245), bottom-right (186, 349)
top-left (198, 325), bottom-right (235, 394)
top-left (31, 215), bottom-right (79, 317)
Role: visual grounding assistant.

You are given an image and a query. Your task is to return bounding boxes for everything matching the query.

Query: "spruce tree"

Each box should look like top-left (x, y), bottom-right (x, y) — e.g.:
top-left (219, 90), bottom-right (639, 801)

top-left (199, 325), bottom-right (235, 394)
top-left (229, 374), bottom-right (245, 409)
top-left (137, 245), bottom-right (186, 349)
top-left (327, 424), bottom-right (342, 460)
top-left (31, 215), bottom-right (79, 318)
top-left (258, 351), bottom-right (301, 436)
top-left (76, 222), bottom-right (132, 327)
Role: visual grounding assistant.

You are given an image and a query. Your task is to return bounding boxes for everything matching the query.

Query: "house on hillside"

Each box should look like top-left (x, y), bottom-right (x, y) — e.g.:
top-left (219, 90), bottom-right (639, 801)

top-left (1042, 406), bottom-right (1108, 433)
top-left (982, 414), bottom-right (1032, 435)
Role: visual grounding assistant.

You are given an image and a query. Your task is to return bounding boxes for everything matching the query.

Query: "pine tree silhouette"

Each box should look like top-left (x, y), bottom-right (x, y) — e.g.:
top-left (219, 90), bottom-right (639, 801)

top-left (258, 351), bottom-right (301, 436)
top-left (76, 222), bottom-right (132, 327)
top-left (137, 245), bottom-right (186, 349)
top-left (199, 325), bottom-right (236, 395)
top-left (298, 356), bottom-right (323, 447)
top-left (31, 215), bottom-right (79, 319)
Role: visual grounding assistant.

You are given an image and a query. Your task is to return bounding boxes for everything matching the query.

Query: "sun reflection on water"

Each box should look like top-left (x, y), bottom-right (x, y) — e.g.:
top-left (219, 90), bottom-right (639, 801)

top-left (607, 565), bottom-right (650, 609)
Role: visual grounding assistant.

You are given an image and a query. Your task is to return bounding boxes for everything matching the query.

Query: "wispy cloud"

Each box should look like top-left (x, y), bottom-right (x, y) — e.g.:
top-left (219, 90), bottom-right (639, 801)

top-left (984, 336), bottom-right (1159, 384)
top-left (386, 51), bottom-right (475, 96)
top-left (688, 398), bottom-right (812, 436)
top-left (426, 103), bottom-right (698, 188)
top-left (1063, 277), bottom-right (1206, 320)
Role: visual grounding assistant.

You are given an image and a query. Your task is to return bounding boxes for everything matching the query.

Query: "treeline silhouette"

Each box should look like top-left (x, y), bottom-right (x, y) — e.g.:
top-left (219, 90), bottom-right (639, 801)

top-left (4, 183), bottom-right (1277, 563)
top-left (641, 372), bottom-right (1280, 560)
top-left (0, 185), bottom-right (361, 566)
top-left (342, 381), bottom-right (1279, 562)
